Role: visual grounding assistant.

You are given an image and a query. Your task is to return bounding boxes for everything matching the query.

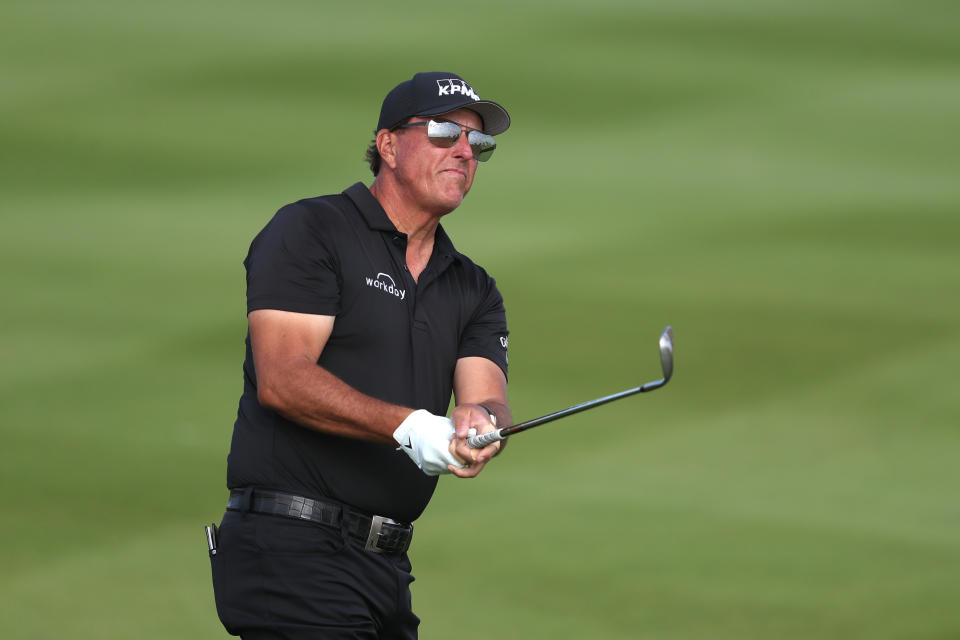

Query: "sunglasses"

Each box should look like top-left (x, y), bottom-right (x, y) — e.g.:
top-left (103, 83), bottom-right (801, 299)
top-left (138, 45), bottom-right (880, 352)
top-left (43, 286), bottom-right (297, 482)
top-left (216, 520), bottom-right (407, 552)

top-left (394, 119), bottom-right (497, 162)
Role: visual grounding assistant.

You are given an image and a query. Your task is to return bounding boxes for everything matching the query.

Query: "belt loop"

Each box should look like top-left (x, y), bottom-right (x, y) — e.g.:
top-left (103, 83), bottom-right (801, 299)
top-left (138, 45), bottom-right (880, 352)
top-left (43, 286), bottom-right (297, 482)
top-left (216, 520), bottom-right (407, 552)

top-left (238, 487), bottom-right (254, 514)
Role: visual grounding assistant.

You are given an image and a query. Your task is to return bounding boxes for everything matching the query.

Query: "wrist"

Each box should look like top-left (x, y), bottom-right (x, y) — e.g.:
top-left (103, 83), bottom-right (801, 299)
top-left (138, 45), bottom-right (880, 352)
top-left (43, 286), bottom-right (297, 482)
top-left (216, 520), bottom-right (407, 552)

top-left (393, 409), bottom-right (426, 445)
top-left (477, 403), bottom-right (498, 426)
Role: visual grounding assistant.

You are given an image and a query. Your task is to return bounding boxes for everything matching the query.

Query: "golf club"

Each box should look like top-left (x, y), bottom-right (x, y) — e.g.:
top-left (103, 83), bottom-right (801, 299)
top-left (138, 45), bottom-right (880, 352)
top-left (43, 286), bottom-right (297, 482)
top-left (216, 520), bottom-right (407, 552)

top-left (467, 326), bottom-right (674, 448)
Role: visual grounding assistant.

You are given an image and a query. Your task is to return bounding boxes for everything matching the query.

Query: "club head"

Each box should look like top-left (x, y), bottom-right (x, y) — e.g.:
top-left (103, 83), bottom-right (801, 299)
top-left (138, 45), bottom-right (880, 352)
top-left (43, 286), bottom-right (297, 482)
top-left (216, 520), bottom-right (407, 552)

top-left (637, 326), bottom-right (674, 392)
top-left (659, 326), bottom-right (674, 383)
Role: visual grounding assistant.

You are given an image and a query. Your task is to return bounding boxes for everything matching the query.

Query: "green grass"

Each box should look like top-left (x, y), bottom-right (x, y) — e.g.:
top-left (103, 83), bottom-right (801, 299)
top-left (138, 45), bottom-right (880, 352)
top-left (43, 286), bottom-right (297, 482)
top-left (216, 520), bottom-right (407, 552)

top-left (2, 0), bottom-right (959, 637)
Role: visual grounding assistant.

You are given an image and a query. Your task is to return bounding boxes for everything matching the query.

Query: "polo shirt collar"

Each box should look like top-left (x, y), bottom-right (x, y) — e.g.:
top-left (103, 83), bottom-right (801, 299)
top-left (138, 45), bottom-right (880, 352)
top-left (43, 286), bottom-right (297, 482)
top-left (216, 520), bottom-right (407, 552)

top-left (345, 182), bottom-right (396, 232)
top-left (344, 182), bottom-right (461, 262)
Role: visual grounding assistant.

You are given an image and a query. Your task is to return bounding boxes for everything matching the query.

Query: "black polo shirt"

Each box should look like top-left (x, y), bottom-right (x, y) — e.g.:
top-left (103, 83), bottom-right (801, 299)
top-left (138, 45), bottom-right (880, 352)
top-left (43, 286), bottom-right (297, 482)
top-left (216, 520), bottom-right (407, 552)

top-left (226, 182), bottom-right (509, 522)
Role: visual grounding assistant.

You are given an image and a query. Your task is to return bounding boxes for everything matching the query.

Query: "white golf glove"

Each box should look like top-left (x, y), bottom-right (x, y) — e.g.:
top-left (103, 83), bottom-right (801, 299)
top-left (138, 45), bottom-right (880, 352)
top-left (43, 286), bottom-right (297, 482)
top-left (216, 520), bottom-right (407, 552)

top-left (393, 410), bottom-right (466, 476)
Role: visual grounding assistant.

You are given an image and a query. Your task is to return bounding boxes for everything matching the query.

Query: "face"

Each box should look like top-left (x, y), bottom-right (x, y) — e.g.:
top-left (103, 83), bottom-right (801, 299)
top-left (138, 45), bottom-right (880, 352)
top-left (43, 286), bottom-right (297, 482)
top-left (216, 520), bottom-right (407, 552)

top-left (388, 108), bottom-right (484, 216)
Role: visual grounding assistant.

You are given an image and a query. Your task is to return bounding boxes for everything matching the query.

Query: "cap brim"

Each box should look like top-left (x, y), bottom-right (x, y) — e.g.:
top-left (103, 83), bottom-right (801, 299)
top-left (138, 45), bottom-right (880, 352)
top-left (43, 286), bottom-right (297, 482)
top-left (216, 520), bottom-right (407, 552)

top-left (419, 100), bottom-right (511, 136)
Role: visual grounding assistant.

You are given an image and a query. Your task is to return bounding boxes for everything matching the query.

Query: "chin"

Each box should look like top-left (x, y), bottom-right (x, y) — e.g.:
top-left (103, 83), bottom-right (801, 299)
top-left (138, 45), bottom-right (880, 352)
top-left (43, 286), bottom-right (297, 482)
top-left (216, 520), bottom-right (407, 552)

top-left (434, 198), bottom-right (464, 216)
top-left (433, 188), bottom-right (468, 213)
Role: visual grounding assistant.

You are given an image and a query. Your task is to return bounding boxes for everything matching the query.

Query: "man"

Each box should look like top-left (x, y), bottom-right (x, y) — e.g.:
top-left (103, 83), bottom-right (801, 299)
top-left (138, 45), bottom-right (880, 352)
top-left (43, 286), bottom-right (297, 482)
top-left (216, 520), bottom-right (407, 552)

top-left (209, 72), bottom-right (513, 639)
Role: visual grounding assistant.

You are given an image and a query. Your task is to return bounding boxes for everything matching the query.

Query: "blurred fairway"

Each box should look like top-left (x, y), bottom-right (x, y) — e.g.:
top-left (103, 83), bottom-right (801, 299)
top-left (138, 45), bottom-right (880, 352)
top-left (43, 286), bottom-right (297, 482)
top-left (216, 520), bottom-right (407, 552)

top-left (2, 0), bottom-right (959, 637)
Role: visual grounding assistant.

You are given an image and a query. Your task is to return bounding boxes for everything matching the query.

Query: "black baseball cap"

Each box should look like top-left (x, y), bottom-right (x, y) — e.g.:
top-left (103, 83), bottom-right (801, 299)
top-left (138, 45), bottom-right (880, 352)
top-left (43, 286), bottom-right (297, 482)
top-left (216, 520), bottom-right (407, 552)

top-left (376, 72), bottom-right (511, 136)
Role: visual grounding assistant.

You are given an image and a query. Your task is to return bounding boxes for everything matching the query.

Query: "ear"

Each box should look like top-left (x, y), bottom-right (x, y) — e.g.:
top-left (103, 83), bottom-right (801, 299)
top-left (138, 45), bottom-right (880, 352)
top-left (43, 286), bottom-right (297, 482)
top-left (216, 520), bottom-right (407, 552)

top-left (376, 129), bottom-right (399, 171)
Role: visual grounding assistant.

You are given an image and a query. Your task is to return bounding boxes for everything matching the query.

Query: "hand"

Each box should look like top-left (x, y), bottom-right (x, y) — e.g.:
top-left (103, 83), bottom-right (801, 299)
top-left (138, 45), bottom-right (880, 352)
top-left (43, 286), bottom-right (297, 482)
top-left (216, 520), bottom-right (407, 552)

top-left (393, 410), bottom-right (466, 476)
top-left (448, 403), bottom-right (502, 478)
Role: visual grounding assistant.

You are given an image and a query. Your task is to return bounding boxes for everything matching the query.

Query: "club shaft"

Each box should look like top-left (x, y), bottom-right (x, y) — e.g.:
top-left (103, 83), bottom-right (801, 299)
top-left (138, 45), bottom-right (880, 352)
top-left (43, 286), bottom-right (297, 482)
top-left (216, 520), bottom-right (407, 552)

top-left (502, 380), bottom-right (664, 436)
top-left (466, 378), bottom-right (665, 448)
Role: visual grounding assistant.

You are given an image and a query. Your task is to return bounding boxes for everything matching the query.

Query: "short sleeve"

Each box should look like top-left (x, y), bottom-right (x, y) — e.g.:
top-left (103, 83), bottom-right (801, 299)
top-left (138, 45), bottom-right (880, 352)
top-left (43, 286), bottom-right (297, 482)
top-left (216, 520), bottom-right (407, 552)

top-left (458, 274), bottom-right (509, 379)
top-left (244, 202), bottom-right (341, 316)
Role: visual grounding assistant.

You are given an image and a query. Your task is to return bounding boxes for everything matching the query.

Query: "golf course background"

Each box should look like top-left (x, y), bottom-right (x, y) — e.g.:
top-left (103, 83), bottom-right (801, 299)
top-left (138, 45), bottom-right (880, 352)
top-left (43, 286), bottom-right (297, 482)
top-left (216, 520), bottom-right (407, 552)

top-left (3, 1), bottom-right (958, 637)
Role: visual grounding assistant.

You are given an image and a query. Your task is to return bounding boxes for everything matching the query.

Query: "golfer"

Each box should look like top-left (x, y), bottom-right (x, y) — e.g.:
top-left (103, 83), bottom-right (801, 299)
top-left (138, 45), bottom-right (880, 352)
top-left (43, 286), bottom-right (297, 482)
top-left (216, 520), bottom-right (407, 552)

top-left (209, 71), bottom-right (513, 639)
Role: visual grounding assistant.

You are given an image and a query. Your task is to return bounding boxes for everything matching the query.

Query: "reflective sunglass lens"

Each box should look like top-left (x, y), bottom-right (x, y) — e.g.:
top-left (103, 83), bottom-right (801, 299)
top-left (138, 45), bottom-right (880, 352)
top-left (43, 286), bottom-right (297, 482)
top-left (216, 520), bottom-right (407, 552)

top-left (468, 131), bottom-right (496, 162)
top-left (426, 120), bottom-right (462, 147)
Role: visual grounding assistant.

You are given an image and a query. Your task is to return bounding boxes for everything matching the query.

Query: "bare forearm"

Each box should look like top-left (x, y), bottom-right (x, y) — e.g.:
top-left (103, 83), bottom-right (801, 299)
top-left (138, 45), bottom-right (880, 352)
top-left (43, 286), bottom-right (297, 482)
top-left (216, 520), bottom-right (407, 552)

top-left (258, 360), bottom-right (411, 444)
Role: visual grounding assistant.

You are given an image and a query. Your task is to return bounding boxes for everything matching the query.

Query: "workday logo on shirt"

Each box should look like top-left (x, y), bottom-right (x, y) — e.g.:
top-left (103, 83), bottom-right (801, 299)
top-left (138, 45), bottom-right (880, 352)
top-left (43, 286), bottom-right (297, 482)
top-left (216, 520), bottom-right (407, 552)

top-left (364, 272), bottom-right (406, 301)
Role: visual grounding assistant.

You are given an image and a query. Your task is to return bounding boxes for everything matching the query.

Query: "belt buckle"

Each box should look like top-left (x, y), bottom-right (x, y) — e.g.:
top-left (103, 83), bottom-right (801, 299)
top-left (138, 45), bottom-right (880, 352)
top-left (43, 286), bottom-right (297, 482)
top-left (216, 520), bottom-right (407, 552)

top-left (364, 514), bottom-right (396, 553)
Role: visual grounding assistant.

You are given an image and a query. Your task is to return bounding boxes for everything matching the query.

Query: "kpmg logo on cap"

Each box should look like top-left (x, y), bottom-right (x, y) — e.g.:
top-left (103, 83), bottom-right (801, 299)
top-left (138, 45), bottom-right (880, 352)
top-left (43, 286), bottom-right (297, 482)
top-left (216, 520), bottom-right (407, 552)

top-left (437, 79), bottom-right (481, 102)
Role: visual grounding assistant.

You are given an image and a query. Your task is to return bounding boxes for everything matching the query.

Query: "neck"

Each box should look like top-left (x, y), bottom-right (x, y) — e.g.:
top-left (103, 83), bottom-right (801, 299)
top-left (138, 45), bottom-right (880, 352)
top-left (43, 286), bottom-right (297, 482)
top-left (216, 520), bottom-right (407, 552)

top-left (370, 178), bottom-right (442, 237)
top-left (369, 177), bottom-right (440, 282)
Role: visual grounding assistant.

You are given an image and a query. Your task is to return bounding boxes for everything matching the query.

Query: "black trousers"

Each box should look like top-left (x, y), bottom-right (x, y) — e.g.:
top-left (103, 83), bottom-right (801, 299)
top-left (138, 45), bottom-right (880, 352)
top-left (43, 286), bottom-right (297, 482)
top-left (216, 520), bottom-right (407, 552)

top-left (210, 508), bottom-right (419, 639)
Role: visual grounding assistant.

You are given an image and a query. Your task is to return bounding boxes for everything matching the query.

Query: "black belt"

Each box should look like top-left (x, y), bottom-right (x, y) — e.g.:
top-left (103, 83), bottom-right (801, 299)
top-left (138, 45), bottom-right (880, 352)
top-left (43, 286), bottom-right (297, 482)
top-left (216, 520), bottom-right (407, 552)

top-left (227, 488), bottom-right (413, 555)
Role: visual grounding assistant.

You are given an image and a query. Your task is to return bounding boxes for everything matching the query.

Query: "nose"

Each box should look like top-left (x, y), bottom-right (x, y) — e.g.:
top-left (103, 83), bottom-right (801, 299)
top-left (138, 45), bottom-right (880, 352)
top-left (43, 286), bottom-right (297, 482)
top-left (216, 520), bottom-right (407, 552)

top-left (450, 129), bottom-right (476, 161)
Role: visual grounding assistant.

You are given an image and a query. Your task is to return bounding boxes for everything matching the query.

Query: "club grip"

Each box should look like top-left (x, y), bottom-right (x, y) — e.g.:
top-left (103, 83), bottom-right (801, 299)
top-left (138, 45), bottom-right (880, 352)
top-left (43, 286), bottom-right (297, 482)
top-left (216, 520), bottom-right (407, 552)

top-left (467, 428), bottom-right (504, 449)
